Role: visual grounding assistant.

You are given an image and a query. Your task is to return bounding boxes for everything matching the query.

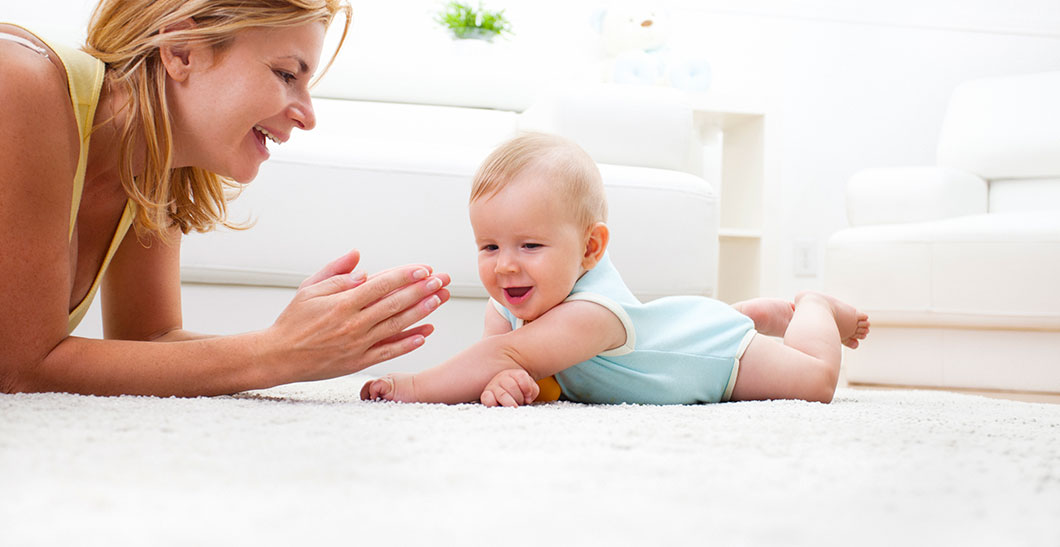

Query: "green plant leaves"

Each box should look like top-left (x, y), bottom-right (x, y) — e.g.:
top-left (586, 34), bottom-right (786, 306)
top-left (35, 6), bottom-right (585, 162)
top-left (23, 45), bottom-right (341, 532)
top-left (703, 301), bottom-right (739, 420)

top-left (434, 1), bottom-right (512, 40)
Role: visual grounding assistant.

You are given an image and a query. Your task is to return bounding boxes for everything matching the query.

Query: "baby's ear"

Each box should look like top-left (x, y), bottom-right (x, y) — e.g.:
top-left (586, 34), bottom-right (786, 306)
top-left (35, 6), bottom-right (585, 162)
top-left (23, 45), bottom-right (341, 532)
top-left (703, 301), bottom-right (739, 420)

top-left (581, 222), bottom-right (610, 270)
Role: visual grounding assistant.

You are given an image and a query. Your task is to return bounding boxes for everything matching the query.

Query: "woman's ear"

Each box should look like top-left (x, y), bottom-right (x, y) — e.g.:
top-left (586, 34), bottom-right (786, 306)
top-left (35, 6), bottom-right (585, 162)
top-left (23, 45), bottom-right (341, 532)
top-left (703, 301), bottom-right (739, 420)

top-left (158, 19), bottom-right (206, 82)
top-left (581, 222), bottom-right (610, 270)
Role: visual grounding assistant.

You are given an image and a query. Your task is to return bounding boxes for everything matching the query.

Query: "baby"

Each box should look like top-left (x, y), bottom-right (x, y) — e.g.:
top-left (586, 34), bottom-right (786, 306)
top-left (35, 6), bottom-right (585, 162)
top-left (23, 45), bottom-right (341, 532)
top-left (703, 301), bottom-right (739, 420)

top-left (361, 133), bottom-right (869, 406)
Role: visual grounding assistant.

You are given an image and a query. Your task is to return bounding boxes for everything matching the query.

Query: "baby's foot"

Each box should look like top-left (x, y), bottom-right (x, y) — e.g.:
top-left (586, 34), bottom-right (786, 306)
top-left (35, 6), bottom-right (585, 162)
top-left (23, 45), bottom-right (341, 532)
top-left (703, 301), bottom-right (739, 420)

top-left (734, 298), bottom-right (796, 337)
top-left (795, 291), bottom-right (870, 349)
top-left (359, 373), bottom-right (417, 402)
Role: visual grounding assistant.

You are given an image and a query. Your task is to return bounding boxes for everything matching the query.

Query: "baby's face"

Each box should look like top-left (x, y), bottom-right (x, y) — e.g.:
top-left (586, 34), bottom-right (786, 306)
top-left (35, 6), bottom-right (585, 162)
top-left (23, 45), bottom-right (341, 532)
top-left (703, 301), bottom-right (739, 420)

top-left (470, 172), bottom-right (588, 322)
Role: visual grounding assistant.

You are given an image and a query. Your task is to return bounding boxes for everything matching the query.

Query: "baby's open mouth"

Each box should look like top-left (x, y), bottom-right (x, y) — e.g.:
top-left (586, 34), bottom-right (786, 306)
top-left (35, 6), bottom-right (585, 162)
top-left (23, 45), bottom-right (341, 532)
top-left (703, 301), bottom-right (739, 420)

top-left (505, 287), bottom-right (531, 299)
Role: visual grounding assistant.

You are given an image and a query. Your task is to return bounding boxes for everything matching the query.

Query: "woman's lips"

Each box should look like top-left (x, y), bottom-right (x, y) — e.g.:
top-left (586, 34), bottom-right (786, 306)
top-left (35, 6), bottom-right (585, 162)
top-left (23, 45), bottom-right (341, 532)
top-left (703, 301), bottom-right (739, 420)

top-left (250, 128), bottom-right (270, 159)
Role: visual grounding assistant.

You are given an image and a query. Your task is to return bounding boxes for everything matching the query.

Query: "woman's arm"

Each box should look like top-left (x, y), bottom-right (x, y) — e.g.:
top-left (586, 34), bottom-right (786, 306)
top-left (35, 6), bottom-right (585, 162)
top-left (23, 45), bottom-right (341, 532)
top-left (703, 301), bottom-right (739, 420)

top-left (0, 40), bottom-right (83, 393)
top-left (11, 243), bottom-right (450, 396)
top-left (378, 299), bottom-right (627, 404)
top-left (101, 224), bottom-right (188, 341)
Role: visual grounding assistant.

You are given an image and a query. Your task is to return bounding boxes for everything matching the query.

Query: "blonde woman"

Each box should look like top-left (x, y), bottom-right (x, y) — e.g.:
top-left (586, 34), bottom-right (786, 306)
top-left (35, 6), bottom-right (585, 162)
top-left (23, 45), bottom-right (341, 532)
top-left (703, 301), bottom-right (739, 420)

top-left (0, 0), bottom-right (451, 396)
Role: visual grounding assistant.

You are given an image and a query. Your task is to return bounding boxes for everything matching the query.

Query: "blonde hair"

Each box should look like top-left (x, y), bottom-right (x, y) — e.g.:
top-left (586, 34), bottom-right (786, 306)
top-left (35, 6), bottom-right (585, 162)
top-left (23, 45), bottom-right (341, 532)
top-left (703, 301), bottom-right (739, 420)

top-left (470, 132), bottom-right (608, 229)
top-left (83, 0), bottom-right (351, 237)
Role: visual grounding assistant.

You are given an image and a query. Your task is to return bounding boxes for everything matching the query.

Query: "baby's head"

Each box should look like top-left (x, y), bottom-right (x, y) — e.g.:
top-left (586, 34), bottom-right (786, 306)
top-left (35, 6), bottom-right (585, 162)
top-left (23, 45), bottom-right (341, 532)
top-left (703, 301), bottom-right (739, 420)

top-left (471, 132), bottom-right (608, 231)
top-left (469, 133), bottom-right (611, 321)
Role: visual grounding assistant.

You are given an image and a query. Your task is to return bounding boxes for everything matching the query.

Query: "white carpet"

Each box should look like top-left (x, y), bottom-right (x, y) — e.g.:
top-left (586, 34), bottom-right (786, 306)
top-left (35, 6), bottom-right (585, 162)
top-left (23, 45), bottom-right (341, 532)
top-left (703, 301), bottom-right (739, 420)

top-left (2, 373), bottom-right (1058, 546)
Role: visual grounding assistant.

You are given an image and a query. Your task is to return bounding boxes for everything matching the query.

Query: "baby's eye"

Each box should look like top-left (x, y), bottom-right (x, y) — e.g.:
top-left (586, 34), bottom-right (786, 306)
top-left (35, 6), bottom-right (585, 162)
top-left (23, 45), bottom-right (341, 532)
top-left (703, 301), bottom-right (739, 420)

top-left (523, 243), bottom-right (543, 249)
top-left (480, 244), bottom-right (498, 252)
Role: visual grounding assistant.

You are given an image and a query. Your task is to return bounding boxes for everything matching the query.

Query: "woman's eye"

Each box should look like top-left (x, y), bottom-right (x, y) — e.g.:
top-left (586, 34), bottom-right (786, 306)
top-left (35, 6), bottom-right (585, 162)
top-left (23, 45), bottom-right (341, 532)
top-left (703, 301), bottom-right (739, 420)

top-left (275, 70), bottom-right (296, 84)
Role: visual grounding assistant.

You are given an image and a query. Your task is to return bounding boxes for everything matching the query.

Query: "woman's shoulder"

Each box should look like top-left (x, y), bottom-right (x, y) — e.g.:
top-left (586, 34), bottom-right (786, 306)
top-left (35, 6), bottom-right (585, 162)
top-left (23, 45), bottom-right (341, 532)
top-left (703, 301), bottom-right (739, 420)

top-left (0, 27), bottom-right (81, 234)
top-left (0, 27), bottom-right (76, 115)
top-left (0, 27), bottom-right (80, 175)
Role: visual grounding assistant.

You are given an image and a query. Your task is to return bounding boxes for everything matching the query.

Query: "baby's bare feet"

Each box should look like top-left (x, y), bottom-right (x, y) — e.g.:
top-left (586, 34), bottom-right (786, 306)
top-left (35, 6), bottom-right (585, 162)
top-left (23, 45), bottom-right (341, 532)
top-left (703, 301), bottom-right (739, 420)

top-left (734, 298), bottom-right (796, 337)
top-left (795, 291), bottom-right (870, 349)
top-left (359, 373), bottom-right (417, 402)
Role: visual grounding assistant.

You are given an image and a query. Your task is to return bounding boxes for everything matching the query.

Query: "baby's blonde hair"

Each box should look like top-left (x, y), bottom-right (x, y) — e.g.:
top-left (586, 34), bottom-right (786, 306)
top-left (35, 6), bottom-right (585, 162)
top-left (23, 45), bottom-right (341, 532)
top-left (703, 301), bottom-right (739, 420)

top-left (470, 132), bottom-right (607, 230)
top-left (84, 0), bottom-right (351, 237)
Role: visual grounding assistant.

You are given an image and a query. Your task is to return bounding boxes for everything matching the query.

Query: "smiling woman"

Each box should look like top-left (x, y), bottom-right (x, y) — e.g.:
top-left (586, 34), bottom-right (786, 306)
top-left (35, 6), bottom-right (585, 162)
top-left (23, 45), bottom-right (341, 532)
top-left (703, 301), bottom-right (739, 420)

top-left (0, 0), bottom-right (454, 397)
top-left (82, 0), bottom-right (345, 235)
top-left (158, 23), bottom-right (324, 184)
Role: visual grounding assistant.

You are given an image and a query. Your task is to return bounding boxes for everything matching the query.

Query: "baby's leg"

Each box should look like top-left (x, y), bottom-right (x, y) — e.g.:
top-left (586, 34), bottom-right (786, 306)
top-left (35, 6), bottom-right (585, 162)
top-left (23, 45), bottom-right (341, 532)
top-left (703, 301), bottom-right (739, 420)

top-left (734, 294), bottom-right (869, 346)
top-left (731, 298), bottom-right (795, 337)
top-left (729, 292), bottom-right (868, 403)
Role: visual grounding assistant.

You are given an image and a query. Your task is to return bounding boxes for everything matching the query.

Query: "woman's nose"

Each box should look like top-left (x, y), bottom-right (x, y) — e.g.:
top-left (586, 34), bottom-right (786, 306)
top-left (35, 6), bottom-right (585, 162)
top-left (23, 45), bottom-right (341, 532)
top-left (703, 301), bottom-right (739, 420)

top-left (290, 94), bottom-right (316, 131)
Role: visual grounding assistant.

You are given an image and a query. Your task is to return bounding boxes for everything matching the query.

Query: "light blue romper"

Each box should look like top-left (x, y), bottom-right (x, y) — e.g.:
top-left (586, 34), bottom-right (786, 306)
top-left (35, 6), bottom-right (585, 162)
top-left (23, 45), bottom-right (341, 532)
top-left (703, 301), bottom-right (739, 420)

top-left (493, 254), bottom-right (757, 405)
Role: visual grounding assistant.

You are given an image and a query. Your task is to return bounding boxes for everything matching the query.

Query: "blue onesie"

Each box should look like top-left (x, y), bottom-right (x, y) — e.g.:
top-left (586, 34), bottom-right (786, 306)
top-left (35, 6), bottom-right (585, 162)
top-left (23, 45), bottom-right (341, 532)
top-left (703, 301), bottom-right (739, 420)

top-left (493, 254), bottom-right (757, 405)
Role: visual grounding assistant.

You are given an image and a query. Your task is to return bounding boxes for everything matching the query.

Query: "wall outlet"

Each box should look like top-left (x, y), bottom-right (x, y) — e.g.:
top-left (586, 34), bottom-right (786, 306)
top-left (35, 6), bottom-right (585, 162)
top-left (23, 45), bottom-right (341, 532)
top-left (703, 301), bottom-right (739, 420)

top-left (794, 240), bottom-right (818, 277)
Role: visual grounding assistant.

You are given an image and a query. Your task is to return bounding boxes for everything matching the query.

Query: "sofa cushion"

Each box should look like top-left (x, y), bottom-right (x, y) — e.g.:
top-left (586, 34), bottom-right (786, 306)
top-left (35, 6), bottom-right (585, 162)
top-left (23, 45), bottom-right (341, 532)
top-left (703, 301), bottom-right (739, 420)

top-left (826, 211), bottom-right (1060, 329)
top-left (288, 98), bottom-right (521, 169)
top-left (989, 178), bottom-right (1060, 213)
top-left (937, 71), bottom-right (1060, 179)
top-left (519, 84), bottom-right (693, 172)
top-left (181, 159), bottom-right (718, 300)
top-left (845, 167), bottom-right (987, 226)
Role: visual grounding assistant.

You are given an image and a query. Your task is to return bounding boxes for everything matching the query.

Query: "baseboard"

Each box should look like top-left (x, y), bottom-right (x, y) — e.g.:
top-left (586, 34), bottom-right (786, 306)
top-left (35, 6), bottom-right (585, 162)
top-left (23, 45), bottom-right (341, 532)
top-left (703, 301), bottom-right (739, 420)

top-left (848, 382), bottom-right (1060, 405)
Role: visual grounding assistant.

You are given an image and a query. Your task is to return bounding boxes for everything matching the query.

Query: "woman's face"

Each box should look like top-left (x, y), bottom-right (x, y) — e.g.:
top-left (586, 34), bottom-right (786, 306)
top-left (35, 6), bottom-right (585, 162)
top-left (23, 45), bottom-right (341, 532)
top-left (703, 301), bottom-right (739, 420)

top-left (166, 21), bottom-right (325, 182)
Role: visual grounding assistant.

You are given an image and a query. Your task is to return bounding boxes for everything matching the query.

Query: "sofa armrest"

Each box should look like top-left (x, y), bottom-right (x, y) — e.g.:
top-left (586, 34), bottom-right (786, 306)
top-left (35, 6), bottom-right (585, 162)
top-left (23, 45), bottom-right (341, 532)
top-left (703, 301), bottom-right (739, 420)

top-left (846, 166), bottom-right (987, 226)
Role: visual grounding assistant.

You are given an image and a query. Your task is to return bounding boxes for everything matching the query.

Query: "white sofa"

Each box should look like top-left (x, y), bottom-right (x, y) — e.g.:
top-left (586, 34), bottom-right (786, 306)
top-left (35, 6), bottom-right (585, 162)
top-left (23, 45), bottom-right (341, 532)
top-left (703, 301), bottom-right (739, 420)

top-left (76, 82), bottom-right (720, 375)
top-left (825, 71), bottom-right (1060, 394)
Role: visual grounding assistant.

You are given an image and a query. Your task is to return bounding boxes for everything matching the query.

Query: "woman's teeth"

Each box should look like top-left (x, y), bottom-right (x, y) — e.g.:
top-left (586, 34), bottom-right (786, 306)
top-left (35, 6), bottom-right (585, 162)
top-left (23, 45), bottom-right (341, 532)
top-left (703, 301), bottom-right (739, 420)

top-left (254, 125), bottom-right (281, 145)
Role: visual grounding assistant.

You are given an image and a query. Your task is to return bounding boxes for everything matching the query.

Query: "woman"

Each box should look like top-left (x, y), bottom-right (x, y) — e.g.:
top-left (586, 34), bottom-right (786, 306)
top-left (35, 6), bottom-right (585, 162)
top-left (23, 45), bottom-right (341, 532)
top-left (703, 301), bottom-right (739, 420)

top-left (0, 0), bottom-right (451, 396)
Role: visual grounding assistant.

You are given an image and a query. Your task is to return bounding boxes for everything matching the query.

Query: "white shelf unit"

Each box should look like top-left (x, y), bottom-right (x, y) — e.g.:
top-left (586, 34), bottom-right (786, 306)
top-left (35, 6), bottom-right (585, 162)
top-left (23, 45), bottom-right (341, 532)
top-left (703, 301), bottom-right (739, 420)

top-left (686, 98), bottom-right (771, 303)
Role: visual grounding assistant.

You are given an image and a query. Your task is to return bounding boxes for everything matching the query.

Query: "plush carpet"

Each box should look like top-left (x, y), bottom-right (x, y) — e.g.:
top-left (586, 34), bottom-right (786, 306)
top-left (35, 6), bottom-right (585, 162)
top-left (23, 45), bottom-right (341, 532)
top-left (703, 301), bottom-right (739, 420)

top-left (2, 373), bottom-right (1058, 546)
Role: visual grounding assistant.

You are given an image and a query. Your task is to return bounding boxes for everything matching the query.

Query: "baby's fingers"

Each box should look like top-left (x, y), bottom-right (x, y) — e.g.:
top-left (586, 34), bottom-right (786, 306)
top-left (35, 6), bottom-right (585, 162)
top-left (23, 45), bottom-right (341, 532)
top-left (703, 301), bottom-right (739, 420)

top-left (359, 380), bottom-right (375, 400)
top-left (498, 375), bottom-right (530, 407)
top-left (517, 375), bottom-right (541, 404)
top-left (496, 390), bottom-right (519, 407)
top-left (360, 377), bottom-right (395, 401)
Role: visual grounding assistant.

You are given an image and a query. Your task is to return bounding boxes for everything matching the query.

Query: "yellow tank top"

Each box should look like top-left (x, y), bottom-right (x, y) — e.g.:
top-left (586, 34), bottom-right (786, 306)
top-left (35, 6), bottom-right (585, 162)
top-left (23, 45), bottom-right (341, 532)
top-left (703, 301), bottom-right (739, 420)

top-left (6, 27), bottom-right (136, 333)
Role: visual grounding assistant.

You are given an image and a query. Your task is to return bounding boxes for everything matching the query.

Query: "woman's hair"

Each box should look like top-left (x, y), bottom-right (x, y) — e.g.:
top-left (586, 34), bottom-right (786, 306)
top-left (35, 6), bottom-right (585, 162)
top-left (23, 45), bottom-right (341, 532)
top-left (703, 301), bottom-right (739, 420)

top-left (470, 132), bottom-right (608, 229)
top-left (83, 0), bottom-right (351, 237)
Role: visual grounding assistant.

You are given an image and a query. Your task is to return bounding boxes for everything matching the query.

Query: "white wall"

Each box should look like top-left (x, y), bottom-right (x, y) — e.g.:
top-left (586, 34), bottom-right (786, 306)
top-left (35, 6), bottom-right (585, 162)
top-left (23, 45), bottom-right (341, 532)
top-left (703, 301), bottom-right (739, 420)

top-left (10, 0), bottom-right (1060, 299)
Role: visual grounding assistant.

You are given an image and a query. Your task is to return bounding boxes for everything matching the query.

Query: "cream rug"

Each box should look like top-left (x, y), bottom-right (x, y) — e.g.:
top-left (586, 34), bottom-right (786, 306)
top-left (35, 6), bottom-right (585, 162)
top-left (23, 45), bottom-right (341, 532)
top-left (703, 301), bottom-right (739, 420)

top-left (2, 373), bottom-right (1058, 546)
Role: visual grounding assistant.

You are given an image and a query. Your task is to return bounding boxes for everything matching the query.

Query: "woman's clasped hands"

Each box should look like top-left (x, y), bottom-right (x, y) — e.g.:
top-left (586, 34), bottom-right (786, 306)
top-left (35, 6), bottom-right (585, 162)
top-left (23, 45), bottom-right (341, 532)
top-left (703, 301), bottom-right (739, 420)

top-left (265, 249), bottom-right (451, 385)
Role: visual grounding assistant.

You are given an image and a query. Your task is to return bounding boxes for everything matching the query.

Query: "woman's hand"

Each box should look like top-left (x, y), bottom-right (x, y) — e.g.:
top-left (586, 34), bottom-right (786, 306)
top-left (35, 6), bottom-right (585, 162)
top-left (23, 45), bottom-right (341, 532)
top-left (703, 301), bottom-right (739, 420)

top-left (265, 249), bottom-right (451, 384)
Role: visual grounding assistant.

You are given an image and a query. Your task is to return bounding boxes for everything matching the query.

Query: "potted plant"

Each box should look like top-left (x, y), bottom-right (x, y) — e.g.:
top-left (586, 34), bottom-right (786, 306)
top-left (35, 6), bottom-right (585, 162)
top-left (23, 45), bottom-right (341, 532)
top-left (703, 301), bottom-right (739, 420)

top-left (435, 1), bottom-right (512, 42)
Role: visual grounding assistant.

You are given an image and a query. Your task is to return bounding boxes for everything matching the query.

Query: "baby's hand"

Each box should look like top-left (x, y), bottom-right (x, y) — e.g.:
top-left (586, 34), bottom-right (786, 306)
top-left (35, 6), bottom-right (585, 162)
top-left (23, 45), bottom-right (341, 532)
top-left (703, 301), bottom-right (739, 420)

top-left (360, 373), bottom-right (414, 402)
top-left (481, 369), bottom-right (540, 407)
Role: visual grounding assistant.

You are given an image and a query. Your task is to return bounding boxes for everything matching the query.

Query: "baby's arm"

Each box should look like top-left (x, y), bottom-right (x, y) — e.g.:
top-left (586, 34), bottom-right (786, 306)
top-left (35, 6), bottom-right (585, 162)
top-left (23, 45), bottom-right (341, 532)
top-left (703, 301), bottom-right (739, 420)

top-left (362, 300), bottom-right (626, 404)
